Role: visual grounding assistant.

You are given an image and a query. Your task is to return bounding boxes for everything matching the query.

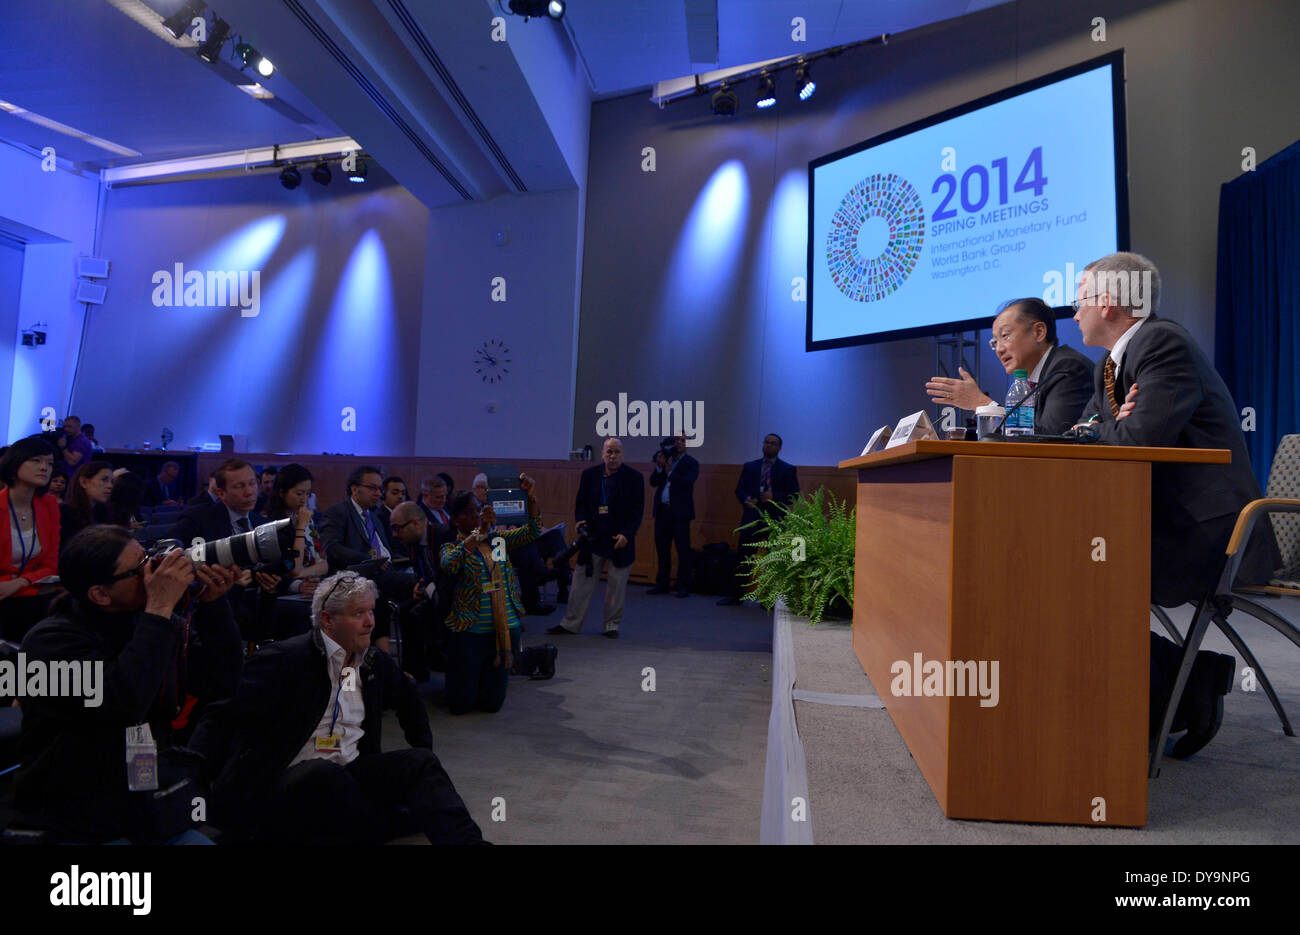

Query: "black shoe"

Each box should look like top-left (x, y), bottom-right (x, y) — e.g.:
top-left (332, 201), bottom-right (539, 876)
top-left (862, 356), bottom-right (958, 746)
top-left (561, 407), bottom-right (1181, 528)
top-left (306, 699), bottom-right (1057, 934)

top-left (534, 644), bottom-right (557, 679)
top-left (602, 629), bottom-right (619, 639)
top-left (527, 604), bottom-right (557, 616)
top-left (545, 624), bottom-right (576, 635)
top-left (1170, 652), bottom-right (1234, 760)
top-left (647, 586), bottom-right (670, 595)
top-left (717, 596), bottom-right (741, 606)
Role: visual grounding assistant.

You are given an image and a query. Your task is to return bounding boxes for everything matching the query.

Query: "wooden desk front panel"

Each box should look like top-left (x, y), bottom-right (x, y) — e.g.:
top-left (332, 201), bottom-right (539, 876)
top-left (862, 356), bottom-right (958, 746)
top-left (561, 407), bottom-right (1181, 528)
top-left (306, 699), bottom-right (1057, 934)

top-left (853, 458), bottom-right (956, 807)
top-left (946, 455), bottom-right (1150, 826)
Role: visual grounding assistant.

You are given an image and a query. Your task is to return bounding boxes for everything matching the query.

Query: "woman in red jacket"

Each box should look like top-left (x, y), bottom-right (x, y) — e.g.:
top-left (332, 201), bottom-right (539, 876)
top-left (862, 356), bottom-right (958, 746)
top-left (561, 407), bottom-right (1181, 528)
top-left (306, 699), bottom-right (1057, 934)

top-left (0, 435), bottom-right (62, 640)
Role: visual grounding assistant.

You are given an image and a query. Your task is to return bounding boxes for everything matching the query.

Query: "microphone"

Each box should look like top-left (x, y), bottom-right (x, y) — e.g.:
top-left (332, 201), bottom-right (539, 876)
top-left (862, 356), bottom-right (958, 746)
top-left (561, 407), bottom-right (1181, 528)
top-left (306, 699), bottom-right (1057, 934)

top-left (990, 371), bottom-right (1065, 436)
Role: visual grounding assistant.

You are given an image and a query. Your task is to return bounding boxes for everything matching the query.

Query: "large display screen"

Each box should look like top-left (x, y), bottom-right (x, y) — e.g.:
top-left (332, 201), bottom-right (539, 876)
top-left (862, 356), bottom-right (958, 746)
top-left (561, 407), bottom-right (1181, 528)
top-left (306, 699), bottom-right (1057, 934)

top-left (807, 52), bottom-right (1129, 350)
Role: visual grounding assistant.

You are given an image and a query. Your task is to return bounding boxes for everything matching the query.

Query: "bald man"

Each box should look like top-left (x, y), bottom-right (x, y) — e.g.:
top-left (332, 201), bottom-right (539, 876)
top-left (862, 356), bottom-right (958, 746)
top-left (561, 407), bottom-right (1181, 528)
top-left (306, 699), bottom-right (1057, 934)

top-left (389, 501), bottom-right (442, 678)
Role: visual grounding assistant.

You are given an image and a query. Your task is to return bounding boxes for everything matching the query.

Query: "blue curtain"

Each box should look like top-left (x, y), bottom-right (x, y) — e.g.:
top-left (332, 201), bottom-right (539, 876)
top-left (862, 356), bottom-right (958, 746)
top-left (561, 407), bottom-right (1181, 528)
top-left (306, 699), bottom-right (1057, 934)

top-left (1215, 139), bottom-right (1300, 489)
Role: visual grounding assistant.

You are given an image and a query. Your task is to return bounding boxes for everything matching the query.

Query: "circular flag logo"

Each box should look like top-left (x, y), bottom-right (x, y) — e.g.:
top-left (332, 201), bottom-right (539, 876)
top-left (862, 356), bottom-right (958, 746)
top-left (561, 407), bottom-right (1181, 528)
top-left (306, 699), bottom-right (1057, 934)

top-left (826, 173), bottom-right (926, 303)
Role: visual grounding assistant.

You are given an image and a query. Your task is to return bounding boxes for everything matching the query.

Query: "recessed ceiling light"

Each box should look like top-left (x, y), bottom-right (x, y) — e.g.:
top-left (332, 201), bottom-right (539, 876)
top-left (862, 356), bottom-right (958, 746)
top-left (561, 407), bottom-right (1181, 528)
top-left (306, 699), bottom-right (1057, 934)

top-left (237, 83), bottom-right (275, 100)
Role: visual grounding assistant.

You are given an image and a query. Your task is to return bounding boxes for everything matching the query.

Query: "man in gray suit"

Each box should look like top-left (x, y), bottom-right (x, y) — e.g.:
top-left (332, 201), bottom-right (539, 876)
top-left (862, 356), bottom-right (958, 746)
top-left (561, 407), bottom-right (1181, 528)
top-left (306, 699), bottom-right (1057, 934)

top-left (1072, 251), bottom-right (1278, 758)
top-left (926, 297), bottom-right (1094, 434)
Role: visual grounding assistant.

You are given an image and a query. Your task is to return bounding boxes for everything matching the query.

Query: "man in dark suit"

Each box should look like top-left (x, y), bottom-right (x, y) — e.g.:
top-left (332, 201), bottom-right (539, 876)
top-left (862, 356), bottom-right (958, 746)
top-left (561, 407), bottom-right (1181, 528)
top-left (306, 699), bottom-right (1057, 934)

top-left (187, 471), bottom-right (220, 507)
top-left (142, 461), bottom-right (183, 507)
top-left (191, 572), bottom-right (484, 844)
top-left (649, 434), bottom-right (699, 597)
top-left (1072, 251), bottom-right (1279, 759)
top-left (720, 433), bottom-right (800, 605)
top-left (386, 501), bottom-right (445, 677)
top-left (547, 437), bottom-right (645, 637)
top-left (377, 476), bottom-right (407, 527)
top-left (171, 459), bottom-right (273, 640)
top-left (926, 297), bottom-right (1094, 434)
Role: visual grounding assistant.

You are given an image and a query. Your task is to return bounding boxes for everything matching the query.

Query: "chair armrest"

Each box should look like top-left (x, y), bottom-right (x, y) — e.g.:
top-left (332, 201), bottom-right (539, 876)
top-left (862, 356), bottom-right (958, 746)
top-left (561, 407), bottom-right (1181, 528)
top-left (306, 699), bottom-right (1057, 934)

top-left (1220, 498), bottom-right (1300, 590)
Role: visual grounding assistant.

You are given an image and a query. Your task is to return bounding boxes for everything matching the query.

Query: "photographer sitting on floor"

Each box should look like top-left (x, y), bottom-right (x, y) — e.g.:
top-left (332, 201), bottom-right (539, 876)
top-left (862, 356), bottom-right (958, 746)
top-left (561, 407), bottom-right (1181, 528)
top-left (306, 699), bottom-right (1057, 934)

top-left (14, 526), bottom-right (240, 843)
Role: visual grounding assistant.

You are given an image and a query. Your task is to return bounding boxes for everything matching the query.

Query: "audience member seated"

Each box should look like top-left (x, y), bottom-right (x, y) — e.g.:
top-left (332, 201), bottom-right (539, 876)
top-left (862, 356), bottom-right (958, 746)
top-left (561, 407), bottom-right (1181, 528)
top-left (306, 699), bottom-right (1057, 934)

top-left (81, 423), bottom-right (104, 453)
top-left (143, 460), bottom-right (184, 507)
top-left (0, 436), bottom-right (62, 641)
top-left (14, 525), bottom-right (240, 843)
top-left (317, 465), bottom-right (411, 651)
top-left (439, 478), bottom-right (541, 715)
top-left (106, 470), bottom-right (147, 530)
top-left (55, 416), bottom-right (94, 477)
top-left (59, 460), bottom-right (112, 548)
top-left (263, 463), bottom-right (330, 593)
top-left (46, 472), bottom-right (67, 501)
top-left (188, 471), bottom-right (220, 507)
top-left (172, 459), bottom-right (274, 641)
top-left (388, 501), bottom-right (444, 679)
top-left (191, 571), bottom-right (485, 844)
top-left (417, 475), bottom-right (452, 527)
top-left (379, 475), bottom-right (407, 526)
top-left (254, 465), bottom-right (278, 515)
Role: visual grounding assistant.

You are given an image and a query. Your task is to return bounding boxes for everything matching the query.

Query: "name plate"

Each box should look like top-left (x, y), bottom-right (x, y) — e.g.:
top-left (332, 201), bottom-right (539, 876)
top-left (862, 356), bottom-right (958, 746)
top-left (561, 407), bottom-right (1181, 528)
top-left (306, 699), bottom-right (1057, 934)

top-left (860, 425), bottom-right (892, 456)
top-left (885, 410), bottom-right (939, 449)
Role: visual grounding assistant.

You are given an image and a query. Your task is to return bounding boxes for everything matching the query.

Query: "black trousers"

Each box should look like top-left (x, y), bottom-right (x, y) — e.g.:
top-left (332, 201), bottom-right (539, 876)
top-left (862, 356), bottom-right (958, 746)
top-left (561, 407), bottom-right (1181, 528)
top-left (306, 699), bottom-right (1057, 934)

top-left (654, 508), bottom-right (692, 592)
top-left (265, 749), bottom-right (485, 844)
top-left (445, 628), bottom-right (521, 715)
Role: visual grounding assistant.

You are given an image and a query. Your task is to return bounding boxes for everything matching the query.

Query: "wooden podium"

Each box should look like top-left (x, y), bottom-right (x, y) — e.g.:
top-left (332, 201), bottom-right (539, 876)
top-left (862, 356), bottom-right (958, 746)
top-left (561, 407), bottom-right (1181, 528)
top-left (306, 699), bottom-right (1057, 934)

top-left (838, 439), bottom-right (1230, 827)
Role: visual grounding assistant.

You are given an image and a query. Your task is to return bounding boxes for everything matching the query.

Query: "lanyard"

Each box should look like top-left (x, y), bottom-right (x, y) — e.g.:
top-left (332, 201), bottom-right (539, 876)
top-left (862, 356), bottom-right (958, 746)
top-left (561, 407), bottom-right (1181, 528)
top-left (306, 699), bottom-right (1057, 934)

top-left (600, 472), bottom-right (613, 506)
top-left (8, 496), bottom-right (33, 578)
top-left (328, 652), bottom-right (356, 736)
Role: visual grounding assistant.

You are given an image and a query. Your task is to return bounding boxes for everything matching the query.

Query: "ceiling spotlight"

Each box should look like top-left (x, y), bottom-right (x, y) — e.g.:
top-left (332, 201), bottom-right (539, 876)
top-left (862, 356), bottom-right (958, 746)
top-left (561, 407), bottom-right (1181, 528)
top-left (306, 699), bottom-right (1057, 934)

top-left (197, 19), bottom-right (231, 63)
top-left (236, 42), bottom-right (274, 78)
top-left (162, 0), bottom-right (206, 40)
top-left (794, 61), bottom-right (816, 101)
top-left (279, 165), bottom-right (301, 190)
top-left (755, 72), bottom-right (776, 109)
top-left (311, 161), bottom-right (332, 185)
top-left (711, 83), bottom-right (739, 117)
top-left (508, 0), bottom-right (564, 20)
top-left (348, 158), bottom-right (368, 183)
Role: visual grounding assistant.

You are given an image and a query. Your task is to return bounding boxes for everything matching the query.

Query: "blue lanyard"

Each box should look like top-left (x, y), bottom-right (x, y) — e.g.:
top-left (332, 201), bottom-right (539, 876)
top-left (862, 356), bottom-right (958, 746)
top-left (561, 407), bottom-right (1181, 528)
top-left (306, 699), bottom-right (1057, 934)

top-left (327, 653), bottom-right (355, 736)
top-left (8, 497), bottom-right (33, 578)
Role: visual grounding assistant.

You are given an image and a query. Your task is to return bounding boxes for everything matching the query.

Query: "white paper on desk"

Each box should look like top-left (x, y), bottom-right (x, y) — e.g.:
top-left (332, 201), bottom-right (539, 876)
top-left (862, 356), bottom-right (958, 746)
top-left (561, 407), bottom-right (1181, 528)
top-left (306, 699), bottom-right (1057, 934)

top-left (860, 425), bottom-right (892, 456)
top-left (885, 410), bottom-right (939, 449)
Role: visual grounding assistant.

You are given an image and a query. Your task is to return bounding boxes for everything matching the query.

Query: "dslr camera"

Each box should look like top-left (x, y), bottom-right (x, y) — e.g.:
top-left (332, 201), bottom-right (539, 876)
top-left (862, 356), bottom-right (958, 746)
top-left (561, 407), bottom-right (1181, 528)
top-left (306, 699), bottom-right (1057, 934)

top-left (147, 517), bottom-right (298, 574)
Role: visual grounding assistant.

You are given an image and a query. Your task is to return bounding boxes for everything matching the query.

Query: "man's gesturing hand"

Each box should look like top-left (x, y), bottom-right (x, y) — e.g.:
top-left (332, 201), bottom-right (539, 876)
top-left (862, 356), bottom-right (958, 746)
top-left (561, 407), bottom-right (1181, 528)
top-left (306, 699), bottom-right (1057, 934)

top-left (925, 367), bottom-right (992, 411)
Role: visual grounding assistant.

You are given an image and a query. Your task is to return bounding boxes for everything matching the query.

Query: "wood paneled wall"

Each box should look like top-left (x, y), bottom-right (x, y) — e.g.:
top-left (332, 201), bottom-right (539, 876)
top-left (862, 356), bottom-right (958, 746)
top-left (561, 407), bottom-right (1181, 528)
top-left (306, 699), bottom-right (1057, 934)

top-left (198, 453), bottom-right (858, 583)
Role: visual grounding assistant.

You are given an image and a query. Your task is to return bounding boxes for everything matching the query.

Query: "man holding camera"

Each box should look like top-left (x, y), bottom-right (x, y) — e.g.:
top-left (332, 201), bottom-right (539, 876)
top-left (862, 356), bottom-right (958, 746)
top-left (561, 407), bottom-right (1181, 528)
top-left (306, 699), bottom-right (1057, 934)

top-left (649, 434), bottom-right (699, 598)
top-left (547, 438), bottom-right (644, 638)
top-left (15, 525), bottom-right (241, 843)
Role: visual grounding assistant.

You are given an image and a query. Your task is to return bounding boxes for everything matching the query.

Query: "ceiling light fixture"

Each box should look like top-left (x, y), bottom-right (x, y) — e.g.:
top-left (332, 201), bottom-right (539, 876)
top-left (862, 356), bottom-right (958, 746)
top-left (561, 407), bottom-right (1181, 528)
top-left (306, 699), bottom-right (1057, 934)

top-left (794, 60), bottom-right (816, 101)
top-left (236, 42), bottom-right (274, 78)
top-left (755, 72), bottom-right (776, 109)
top-left (197, 18), bottom-right (231, 63)
top-left (507, 0), bottom-right (564, 21)
top-left (279, 165), bottom-right (301, 189)
top-left (161, 0), bottom-right (206, 40)
top-left (711, 83), bottom-right (739, 117)
top-left (348, 158), bottom-right (368, 183)
top-left (311, 161), bottom-right (332, 185)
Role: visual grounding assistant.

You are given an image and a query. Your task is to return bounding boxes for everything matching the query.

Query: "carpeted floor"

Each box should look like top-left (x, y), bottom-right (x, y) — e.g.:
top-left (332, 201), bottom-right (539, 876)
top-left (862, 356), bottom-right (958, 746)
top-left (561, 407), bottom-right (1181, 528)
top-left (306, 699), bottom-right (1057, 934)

top-left (386, 583), bottom-right (773, 843)
top-left (791, 606), bottom-right (1300, 844)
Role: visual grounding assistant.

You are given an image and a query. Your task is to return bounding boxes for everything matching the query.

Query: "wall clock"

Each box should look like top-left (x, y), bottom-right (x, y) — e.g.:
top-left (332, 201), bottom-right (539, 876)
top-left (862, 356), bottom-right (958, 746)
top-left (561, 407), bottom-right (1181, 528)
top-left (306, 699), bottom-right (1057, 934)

top-left (474, 339), bottom-right (511, 383)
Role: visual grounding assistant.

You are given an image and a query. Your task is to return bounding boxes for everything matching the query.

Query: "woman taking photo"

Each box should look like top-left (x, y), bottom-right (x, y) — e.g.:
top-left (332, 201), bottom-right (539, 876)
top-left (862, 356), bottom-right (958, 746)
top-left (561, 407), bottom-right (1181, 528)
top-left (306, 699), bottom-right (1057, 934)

top-left (262, 462), bottom-right (329, 592)
top-left (0, 436), bottom-right (62, 640)
top-left (439, 473), bottom-right (541, 715)
top-left (60, 460), bottom-right (112, 548)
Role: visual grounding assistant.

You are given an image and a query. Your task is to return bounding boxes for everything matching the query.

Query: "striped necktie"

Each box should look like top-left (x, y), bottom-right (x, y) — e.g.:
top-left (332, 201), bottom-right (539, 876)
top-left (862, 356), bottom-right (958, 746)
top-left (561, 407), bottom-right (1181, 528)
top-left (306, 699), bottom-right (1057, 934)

top-left (1103, 356), bottom-right (1120, 418)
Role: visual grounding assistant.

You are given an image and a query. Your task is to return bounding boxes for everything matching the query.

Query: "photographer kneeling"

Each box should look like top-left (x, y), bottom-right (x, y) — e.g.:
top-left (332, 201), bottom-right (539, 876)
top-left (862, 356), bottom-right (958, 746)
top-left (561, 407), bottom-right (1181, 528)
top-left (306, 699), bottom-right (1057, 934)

top-left (439, 474), bottom-right (541, 714)
top-left (14, 526), bottom-right (240, 844)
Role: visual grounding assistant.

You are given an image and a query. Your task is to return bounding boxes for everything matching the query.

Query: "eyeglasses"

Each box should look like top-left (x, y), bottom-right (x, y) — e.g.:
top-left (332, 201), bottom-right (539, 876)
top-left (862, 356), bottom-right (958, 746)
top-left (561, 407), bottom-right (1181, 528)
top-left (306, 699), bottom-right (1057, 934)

top-left (357, 483), bottom-right (382, 492)
top-left (1072, 294), bottom-right (1102, 311)
top-left (321, 572), bottom-right (360, 607)
top-left (987, 328), bottom-right (1026, 350)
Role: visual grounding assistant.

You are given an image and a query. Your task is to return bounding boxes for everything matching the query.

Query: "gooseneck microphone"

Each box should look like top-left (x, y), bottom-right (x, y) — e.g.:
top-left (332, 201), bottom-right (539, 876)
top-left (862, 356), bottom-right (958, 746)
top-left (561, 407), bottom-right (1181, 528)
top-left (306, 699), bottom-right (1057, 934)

top-left (990, 371), bottom-right (1065, 436)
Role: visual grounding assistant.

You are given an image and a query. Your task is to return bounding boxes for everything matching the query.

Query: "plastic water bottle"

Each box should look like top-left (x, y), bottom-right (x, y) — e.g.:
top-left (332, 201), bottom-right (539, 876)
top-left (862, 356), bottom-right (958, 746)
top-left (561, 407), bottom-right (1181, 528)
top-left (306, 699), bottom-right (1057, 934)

top-left (1004, 369), bottom-right (1034, 436)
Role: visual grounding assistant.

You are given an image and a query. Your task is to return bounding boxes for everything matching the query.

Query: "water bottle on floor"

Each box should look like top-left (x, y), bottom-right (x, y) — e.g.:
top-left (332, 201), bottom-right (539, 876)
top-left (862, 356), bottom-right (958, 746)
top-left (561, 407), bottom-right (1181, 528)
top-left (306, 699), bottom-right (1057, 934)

top-left (1005, 369), bottom-right (1034, 436)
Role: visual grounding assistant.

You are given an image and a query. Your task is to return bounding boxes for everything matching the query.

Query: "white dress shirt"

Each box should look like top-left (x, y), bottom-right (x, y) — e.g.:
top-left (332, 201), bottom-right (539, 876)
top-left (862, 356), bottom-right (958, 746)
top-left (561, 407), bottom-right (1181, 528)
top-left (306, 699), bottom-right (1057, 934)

top-left (1109, 316), bottom-right (1147, 373)
top-left (289, 632), bottom-right (366, 767)
top-left (1027, 344), bottom-right (1053, 386)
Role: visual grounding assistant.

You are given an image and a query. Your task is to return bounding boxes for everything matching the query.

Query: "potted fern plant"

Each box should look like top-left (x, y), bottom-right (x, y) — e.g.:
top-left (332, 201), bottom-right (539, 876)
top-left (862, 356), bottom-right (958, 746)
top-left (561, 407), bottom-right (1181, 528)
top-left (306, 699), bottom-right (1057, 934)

top-left (738, 486), bottom-right (855, 624)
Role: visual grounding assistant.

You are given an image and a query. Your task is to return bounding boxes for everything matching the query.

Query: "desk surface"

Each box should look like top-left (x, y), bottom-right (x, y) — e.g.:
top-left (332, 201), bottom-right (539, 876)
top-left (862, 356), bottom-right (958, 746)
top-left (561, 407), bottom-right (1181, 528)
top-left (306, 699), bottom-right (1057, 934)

top-left (838, 438), bottom-right (1231, 470)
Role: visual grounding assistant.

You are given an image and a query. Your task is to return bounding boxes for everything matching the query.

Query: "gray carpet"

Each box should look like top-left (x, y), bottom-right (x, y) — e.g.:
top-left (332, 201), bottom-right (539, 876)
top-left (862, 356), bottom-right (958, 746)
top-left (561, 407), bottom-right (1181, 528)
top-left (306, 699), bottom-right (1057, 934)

top-left (383, 584), bottom-right (773, 843)
top-left (791, 607), bottom-right (1300, 844)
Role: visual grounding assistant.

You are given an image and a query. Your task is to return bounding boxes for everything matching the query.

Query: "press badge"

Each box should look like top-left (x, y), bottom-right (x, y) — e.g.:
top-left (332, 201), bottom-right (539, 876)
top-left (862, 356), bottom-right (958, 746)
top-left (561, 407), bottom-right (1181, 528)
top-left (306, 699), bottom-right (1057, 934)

top-left (597, 505), bottom-right (609, 514)
top-left (315, 734), bottom-right (342, 752)
top-left (125, 723), bottom-right (158, 792)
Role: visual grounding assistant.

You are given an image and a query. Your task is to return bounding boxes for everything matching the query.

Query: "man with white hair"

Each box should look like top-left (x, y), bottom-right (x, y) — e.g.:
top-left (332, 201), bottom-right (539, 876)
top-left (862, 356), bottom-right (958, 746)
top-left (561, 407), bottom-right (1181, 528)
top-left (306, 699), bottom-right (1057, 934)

top-left (1072, 250), bottom-right (1278, 759)
top-left (194, 571), bottom-right (485, 844)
